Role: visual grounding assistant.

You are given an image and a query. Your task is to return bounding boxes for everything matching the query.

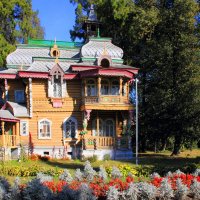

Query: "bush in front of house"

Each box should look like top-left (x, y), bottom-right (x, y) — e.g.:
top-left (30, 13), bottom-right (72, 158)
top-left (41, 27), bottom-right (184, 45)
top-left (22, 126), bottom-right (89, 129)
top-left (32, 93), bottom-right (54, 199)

top-left (0, 161), bottom-right (200, 199)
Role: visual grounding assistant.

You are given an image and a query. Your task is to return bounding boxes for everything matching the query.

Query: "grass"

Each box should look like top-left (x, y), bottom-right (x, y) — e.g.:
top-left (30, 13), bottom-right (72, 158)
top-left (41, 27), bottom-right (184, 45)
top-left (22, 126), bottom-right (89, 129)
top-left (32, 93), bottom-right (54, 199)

top-left (1, 148), bottom-right (199, 183)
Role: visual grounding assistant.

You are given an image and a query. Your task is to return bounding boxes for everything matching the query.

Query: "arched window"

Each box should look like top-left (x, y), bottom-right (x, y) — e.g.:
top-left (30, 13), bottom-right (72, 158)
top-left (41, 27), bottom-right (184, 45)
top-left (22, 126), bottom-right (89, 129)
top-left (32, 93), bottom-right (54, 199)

top-left (104, 119), bottom-right (115, 137)
top-left (63, 117), bottom-right (77, 138)
top-left (111, 80), bottom-right (119, 95)
top-left (92, 118), bottom-right (103, 136)
top-left (87, 79), bottom-right (96, 96)
top-left (38, 119), bottom-right (52, 139)
top-left (101, 79), bottom-right (109, 95)
top-left (101, 58), bottom-right (110, 68)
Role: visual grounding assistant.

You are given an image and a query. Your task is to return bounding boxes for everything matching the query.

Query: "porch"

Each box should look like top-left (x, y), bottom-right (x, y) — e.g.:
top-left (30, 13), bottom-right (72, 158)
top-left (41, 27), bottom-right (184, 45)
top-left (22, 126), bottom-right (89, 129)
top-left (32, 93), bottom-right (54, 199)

top-left (0, 110), bottom-right (20, 148)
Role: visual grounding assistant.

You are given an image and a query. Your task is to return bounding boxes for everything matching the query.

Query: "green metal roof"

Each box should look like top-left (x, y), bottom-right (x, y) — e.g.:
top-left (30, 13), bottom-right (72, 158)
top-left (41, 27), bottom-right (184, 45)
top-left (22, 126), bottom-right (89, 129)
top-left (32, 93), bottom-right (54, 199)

top-left (28, 39), bottom-right (83, 48)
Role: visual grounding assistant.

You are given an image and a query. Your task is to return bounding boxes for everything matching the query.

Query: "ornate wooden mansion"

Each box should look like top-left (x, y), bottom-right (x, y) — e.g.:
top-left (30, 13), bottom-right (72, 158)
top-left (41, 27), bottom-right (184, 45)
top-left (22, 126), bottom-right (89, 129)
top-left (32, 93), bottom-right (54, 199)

top-left (0, 7), bottom-right (138, 160)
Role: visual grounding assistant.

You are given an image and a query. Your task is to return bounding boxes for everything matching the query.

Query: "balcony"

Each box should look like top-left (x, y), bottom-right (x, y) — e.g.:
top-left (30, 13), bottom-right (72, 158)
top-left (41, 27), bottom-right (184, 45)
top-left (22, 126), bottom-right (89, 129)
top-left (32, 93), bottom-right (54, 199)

top-left (81, 77), bottom-right (134, 110)
top-left (81, 95), bottom-right (133, 110)
top-left (83, 136), bottom-right (131, 150)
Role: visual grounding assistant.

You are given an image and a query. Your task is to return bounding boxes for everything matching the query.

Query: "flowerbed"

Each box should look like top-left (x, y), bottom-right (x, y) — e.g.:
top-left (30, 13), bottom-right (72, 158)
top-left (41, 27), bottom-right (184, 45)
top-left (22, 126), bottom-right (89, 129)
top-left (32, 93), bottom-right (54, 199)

top-left (0, 161), bottom-right (199, 200)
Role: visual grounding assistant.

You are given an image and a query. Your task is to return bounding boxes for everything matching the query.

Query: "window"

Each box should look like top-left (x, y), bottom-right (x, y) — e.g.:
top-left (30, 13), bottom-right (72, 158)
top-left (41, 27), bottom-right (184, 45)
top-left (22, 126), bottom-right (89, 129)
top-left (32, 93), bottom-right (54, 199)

top-left (111, 80), bottom-right (119, 95)
top-left (15, 90), bottom-right (25, 103)
top-left (20, 121), bottom-right (28, 136)
top-left (38, 119), bottom-right (51, 139)
top-left (87, 79), bottom-right (96, 96)
top-left (53, 75), bottom-right (62, 97)
top-left (63, 117), bottom-right (77, 138)
top-left (101, 58), bottom-right (110, 68)
top-left (101, 80), bottom-right (109, 95)
top-left (92, 118), bottom-right (103, 136)
top-left (104, 119), bottom-right (115, 137)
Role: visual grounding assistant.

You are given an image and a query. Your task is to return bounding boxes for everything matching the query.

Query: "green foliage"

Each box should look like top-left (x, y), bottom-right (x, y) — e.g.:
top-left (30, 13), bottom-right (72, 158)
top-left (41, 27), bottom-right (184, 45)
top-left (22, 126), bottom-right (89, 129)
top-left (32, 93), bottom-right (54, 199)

top-left (0, 0), bottom-right (44, 67)
top-left (70, 0), bottom-right (200, 155)
top-left (103, 154), bottom-right (111, 161)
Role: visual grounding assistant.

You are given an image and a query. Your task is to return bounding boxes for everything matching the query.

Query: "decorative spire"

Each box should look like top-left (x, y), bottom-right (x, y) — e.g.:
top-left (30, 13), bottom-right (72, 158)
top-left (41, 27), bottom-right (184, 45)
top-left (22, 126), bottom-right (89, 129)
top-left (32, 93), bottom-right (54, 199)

top-left (102, 43), bottom-right (108, 55)
top-left (88, 4), bottom-right (97, 21)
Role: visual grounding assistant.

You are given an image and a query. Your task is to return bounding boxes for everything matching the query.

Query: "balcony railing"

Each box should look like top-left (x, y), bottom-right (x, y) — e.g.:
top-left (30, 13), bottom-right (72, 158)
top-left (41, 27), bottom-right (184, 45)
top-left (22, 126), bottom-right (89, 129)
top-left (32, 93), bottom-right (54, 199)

top-left (84, 96), bottom-right (129, 104)
top-left (0, 135), bottom-right (18, 147)
top-left (83, 136), bottom-right (131, 150)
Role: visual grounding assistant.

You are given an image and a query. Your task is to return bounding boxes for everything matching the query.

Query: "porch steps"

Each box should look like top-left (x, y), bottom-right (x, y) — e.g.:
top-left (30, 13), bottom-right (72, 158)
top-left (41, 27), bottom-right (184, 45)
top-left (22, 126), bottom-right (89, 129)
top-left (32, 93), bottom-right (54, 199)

top-left (114, 149), bottom-right (133, 160)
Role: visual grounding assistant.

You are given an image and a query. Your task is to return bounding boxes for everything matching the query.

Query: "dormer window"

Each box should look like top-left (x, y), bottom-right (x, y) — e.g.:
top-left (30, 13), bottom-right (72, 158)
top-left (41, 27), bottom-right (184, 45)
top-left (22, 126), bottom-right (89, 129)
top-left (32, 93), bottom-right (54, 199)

top-left (48, 64), bottom-right (66, 101)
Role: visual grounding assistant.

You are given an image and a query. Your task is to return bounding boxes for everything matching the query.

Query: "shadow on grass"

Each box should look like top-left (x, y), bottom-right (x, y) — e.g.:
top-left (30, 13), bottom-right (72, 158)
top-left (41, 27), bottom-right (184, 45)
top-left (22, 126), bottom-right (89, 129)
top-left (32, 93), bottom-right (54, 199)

top-left (41, 160), bottom-right (85, 170)
top-left (39, 154), bottom-right (200, 172)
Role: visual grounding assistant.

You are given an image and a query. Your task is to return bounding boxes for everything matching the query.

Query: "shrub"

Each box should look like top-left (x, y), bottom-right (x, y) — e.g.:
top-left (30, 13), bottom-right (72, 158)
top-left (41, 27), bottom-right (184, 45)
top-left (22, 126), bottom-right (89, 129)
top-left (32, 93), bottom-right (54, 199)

top-left (36, 172), bottom-right (53, 183)
top-left (136, 182), bottom-right (157, 200)
top-left (111, 166), bottom-right (122, 179)
top-left (175, 178), bottom-right (188, 200)
top-left (74, 169), bottom-right (83, 182)
top-left (106, 186), bottom-right (120, 200)
top-left (83, 161), bottom-right (96, 182)
top-left (124, 182), bottom-right (138, 200)
top-left (76, 183), bottom-right (96, 200)
top-left (190, 178), bottom-right (200, 200)
top-left (38, 155), bottom-right (51, 161)
top-left (103, 154), bottom-right (111, 161)
top-left (98, 165), bottom-right (107, 181)
top-left (159, 178), bottom-right (174, 200)
top-left (22, 179), bottom-right (53, 200)
top-left (59, 169), bottom-right (73, 183)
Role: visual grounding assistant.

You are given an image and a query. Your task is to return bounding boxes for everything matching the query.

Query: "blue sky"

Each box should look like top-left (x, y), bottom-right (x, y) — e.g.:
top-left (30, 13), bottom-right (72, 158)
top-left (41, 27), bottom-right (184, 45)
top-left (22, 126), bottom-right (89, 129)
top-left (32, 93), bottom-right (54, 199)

top-left (32, 0), bottom-right (76, 41)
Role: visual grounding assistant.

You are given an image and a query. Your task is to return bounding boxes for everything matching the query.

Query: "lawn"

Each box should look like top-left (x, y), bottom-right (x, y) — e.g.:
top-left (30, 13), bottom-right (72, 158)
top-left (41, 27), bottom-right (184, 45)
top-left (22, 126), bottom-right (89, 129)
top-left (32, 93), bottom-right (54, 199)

top-left (1, 149), bottom-right (199, 183)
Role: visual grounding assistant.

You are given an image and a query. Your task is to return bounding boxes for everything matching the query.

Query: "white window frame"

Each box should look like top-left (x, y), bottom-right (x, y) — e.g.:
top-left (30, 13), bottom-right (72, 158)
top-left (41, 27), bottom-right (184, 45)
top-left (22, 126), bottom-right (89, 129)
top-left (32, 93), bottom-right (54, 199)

top-left (101, 79), bottom-right (109, 95)
top-left (20, 120), bottom-right (29, 136)
top-left (86, 79), bottom-right (96, 96)
top-left (111, 80), bottom-right (119, 95)
top-left (92, 118), bottom-right (103, 136)
top-left (38, 119), bottom-right (52, 139)
top-left (48, 79), bottom-right (67, 98)
top-left (103, 118), bottom-right (115, 137)
top-left (15, 90), bottom-right (25, 103)
top-left (63, 117), bottom-right (78, 139)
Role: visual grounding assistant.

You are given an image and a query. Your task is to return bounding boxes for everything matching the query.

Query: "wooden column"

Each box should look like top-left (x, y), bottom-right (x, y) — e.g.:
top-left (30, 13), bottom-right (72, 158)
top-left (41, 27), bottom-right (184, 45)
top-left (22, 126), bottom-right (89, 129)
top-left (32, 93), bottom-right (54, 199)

top-left (97, 77), bottom-right (101, 102)
top-left (127, 81), bottom-right (130, 100)
top-left (119, 77), bottom-right (123, 102)
top-left (115, 111), bottom-right (118, 137)
top-left (2, 121), bottom-right (5, 147)
top-left (29, 78), bottom-right (33, 118)
top-left (84, 79), bottom-right (87, 97)
top-left (4, 79), bottom-right (8, 101)
top-left (16, 122), bottom-right (20, 146)
top-left (96, 111), bottom-right (99, 136)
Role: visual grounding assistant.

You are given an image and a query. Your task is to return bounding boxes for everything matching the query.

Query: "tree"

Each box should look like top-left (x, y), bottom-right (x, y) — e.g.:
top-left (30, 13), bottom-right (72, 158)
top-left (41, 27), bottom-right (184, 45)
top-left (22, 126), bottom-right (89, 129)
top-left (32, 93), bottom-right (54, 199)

top-left (0, 0), bottom-right (44, 67)
top-left (70, 0), bottom-right (200, 155)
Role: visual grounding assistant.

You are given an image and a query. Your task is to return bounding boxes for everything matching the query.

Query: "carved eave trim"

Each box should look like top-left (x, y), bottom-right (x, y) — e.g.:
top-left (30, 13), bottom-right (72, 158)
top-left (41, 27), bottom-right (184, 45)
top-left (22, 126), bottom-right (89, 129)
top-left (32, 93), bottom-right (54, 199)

top-left (18, 71), bottom-right (49, 78)
top-left (63, 74), bottom-right (79, 80)
top-left (0, 74), bottom-right (17, 79)
top-left (79, 69), bottom-right (135, 79)
top-left (71, 65), bottom-right (101, 72)
top-left (0, 117), bottom-right (20, 122)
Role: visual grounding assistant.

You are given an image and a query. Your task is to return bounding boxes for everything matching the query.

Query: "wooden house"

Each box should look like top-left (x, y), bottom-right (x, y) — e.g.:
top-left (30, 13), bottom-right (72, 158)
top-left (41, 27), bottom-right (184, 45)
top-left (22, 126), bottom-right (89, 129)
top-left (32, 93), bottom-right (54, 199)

top-left (0, 7), bottom-right (138, 160)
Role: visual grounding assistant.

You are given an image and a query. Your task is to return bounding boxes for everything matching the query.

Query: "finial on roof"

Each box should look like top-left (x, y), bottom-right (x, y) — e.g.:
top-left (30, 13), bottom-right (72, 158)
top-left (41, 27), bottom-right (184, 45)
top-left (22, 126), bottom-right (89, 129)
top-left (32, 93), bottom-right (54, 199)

top-left (55, 57), bottom-right (59, 64)
top-left (102, 43), bottom-right (108, 55)
top-left (88, 4), bottom-right (97, 21)
top-left (54, 37), bottom-right (57, 44)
